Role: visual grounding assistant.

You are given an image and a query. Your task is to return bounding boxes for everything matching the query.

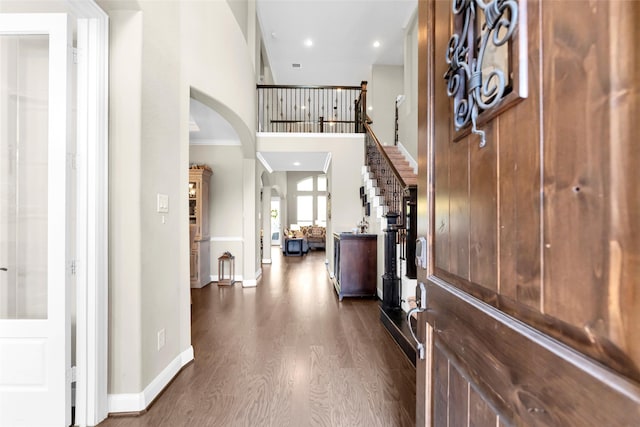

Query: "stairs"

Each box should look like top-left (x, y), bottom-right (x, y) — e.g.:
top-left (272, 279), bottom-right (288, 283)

top-left (362, 144), bottom-right (417, 223)
top-left (380, 303), bottom-right (417, 366)
top-left (362, 144), bottom-right (419, 366)
top-left (381, 145), bottom-right (417, 186)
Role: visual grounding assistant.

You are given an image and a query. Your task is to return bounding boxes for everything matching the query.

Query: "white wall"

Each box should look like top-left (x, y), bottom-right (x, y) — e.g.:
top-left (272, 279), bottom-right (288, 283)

top-left (137, 0), bottom-right (188, 393)
top-left (100, 0), bottom-right (258, 408)
top-left (190, 145), bottom-right (245, 280)
top-left (270, 171), bottom-right (288, 199)
top-left (398, 9), bottom-right (419, 161)
top-left (258, 168), bottom-right (270, 260)
top-left (106, 8), bottom-right (143, 394)
top-left (368, 65), bottom-right (403, 146)
top-left (270, 171), bottom-right (288, 242)
top-left (257, 133), bottom-right (365, 272)
top-left (181, 2), bottom-right (256, 158)
top-left (226, 0), bottom-right (248, 42)
top-left (245, 158), bottom-right (260, 286)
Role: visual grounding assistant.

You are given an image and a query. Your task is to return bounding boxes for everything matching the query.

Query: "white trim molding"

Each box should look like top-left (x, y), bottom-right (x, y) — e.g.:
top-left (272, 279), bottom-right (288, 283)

top-left (241, 269), bottom-right (262, 288)
top-left (210, 236), bottom-right (243, 242)
top-left (210, 274), bottom-right (244, 283)
top-left (256, 152), bottom-right (273, 173)
top-left (107, 346), bottom-right (194, 414)
top-left (257, 132), bottom-right (363, 140)
top-left (322, 152), bottom-right (332, 173)
top-left (189, 138), bottom-right (241, 146)
top-left (65, 2), bottom-right (110, 426)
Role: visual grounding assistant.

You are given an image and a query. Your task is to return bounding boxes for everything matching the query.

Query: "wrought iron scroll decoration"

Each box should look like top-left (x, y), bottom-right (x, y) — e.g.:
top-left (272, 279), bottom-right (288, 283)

top-left (444, 0), bottom-right (519, 147)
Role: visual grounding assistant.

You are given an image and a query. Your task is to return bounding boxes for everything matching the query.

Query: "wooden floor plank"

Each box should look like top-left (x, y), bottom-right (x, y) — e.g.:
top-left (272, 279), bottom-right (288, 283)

top-left (99, 248), bottom-right (415, 426)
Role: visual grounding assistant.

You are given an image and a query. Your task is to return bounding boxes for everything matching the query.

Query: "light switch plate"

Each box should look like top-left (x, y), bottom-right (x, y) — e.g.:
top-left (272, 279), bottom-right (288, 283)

top-left (157, 194), bottom-right (169, 213)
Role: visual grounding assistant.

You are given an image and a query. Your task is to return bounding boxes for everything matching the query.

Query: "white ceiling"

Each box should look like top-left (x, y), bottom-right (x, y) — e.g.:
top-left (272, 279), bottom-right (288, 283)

top-left (189, 97), bottom-right (240, 146)
top-left (257, 0), bottom-right (417, 85)
top-left (190, 0), bottom-right (417, 172)
top-left (258, 151), bottom-right (332, 172)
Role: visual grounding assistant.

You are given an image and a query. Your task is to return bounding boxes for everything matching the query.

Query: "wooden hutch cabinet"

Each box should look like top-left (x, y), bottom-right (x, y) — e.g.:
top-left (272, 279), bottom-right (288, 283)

top-left (333, 233), bottom-right (377, 301)
top-left (189, 166), bottom-right (212, 288)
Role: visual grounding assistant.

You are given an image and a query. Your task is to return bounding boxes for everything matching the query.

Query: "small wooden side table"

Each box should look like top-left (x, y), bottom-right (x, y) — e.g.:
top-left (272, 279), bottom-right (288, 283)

top-left (217, 253), bottom-right (236, 286)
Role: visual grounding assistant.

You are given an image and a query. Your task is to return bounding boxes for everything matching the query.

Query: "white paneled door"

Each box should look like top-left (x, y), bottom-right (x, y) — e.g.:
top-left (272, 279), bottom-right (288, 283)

top-left (0, 14), bottom-right (73, 426)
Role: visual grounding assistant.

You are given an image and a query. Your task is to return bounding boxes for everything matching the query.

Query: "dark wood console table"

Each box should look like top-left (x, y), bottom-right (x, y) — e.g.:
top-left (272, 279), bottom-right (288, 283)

top-left (333, 233), bottom-right (377, 301)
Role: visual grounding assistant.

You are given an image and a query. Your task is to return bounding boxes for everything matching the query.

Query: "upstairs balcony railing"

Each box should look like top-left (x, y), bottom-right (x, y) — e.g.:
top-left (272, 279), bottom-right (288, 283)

top-left (257, 84), bottom-right (364, 133)
top-left (257, 81), bottom-right (412, 225)
top-left (257, 82), bottom-right (416, 281)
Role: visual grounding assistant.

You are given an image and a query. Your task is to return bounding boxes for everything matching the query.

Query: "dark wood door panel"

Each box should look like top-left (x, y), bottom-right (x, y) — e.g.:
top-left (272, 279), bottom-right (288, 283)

top-left (468, 386), bottom-right (497, 427)
top-left (432, 264), bottom-right (640, 385)
top-left (432, 344), bottom-right (449, 427)
top-left (431, 0), bottom-right (453, 273)
top-left (425, 277), bottom-right (640, 426)
top-left (541, 0), bottom-right (612, 332)
top-left (448, 135), bottom-right (470, 280)
top-left (433, 343), bottom-right (501, 427)
top-left (428, 0), bottom-right (640, 381)
top-left (539, 0), bottom-right (640, 372)
top-left (469, 120), bottom-right (497, 291)
top-left (420, 0), bottom-right (640, 424)
top-left (496, 0), bottom-right (542, 310)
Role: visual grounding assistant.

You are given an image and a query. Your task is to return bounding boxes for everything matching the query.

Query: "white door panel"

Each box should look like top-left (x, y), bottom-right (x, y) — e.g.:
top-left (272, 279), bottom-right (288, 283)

top-left (0, 13), bottom-right (72, 427)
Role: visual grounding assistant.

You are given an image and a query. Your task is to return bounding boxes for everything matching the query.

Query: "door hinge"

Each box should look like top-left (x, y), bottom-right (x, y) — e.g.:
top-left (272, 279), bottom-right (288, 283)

top-left (67, 153), bottom-right (77, 170)
top-left (69, 260), bottom-right (78, 276)
top-left (67, 366), bottom-right (77, 383)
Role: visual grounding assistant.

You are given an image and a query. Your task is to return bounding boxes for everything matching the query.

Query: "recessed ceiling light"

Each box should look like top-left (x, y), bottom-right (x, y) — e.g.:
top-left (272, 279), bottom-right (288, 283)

top-left (373, 40), bottom-right (381, 48)
top-left (293, 161), bottom-right (301, 166)
top-left (304, 38), bottom-right (313, 47)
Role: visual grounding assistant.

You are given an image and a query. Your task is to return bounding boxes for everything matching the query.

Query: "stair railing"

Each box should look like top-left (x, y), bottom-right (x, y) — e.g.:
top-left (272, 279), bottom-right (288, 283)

top-left (363, 122), bottom-right (408, 224)
top-left (357, 86), bottom-right (417, 280)
top-left (257, 84), bottom-right (363, 133)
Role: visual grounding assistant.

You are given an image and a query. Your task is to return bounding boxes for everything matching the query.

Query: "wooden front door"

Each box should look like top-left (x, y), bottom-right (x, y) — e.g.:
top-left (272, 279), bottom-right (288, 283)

top-left (415, 0), bottom-right (640, 425)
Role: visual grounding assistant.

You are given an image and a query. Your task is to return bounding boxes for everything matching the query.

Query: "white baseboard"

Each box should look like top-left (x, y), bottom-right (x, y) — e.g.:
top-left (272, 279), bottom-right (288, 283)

top-left (242, 279), bottom-right (257, 288)
top-left (262, 258), bottom-right (272, 264)
top-left (190, 280), bottom-right (212, 289)
top-left (242, 269), bottom-right (262, 288)
top-left (107, 346), bottom-right (194, 414)
top-left (210, 274), bottom-right (244, 283)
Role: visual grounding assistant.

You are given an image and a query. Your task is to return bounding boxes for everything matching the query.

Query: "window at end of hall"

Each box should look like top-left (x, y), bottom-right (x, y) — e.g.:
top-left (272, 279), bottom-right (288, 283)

top-left (295, 174), bottom-right (327, 227)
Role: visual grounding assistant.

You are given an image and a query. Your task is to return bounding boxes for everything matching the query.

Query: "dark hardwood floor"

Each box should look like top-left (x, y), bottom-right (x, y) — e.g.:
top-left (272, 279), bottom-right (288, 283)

top-left (99, 248), bottom-right (415, 426)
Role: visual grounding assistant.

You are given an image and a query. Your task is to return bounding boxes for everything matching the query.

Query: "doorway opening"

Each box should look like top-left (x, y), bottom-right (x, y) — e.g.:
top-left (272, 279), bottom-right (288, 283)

top-left (270, 198), bottom-right (281, 246)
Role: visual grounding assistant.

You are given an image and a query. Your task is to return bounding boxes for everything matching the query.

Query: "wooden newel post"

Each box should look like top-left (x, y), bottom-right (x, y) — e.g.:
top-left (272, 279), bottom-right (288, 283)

top-left (359, 80), bottom-right (368, 133)
top-left (382, 212), bottom-right (401, 310)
